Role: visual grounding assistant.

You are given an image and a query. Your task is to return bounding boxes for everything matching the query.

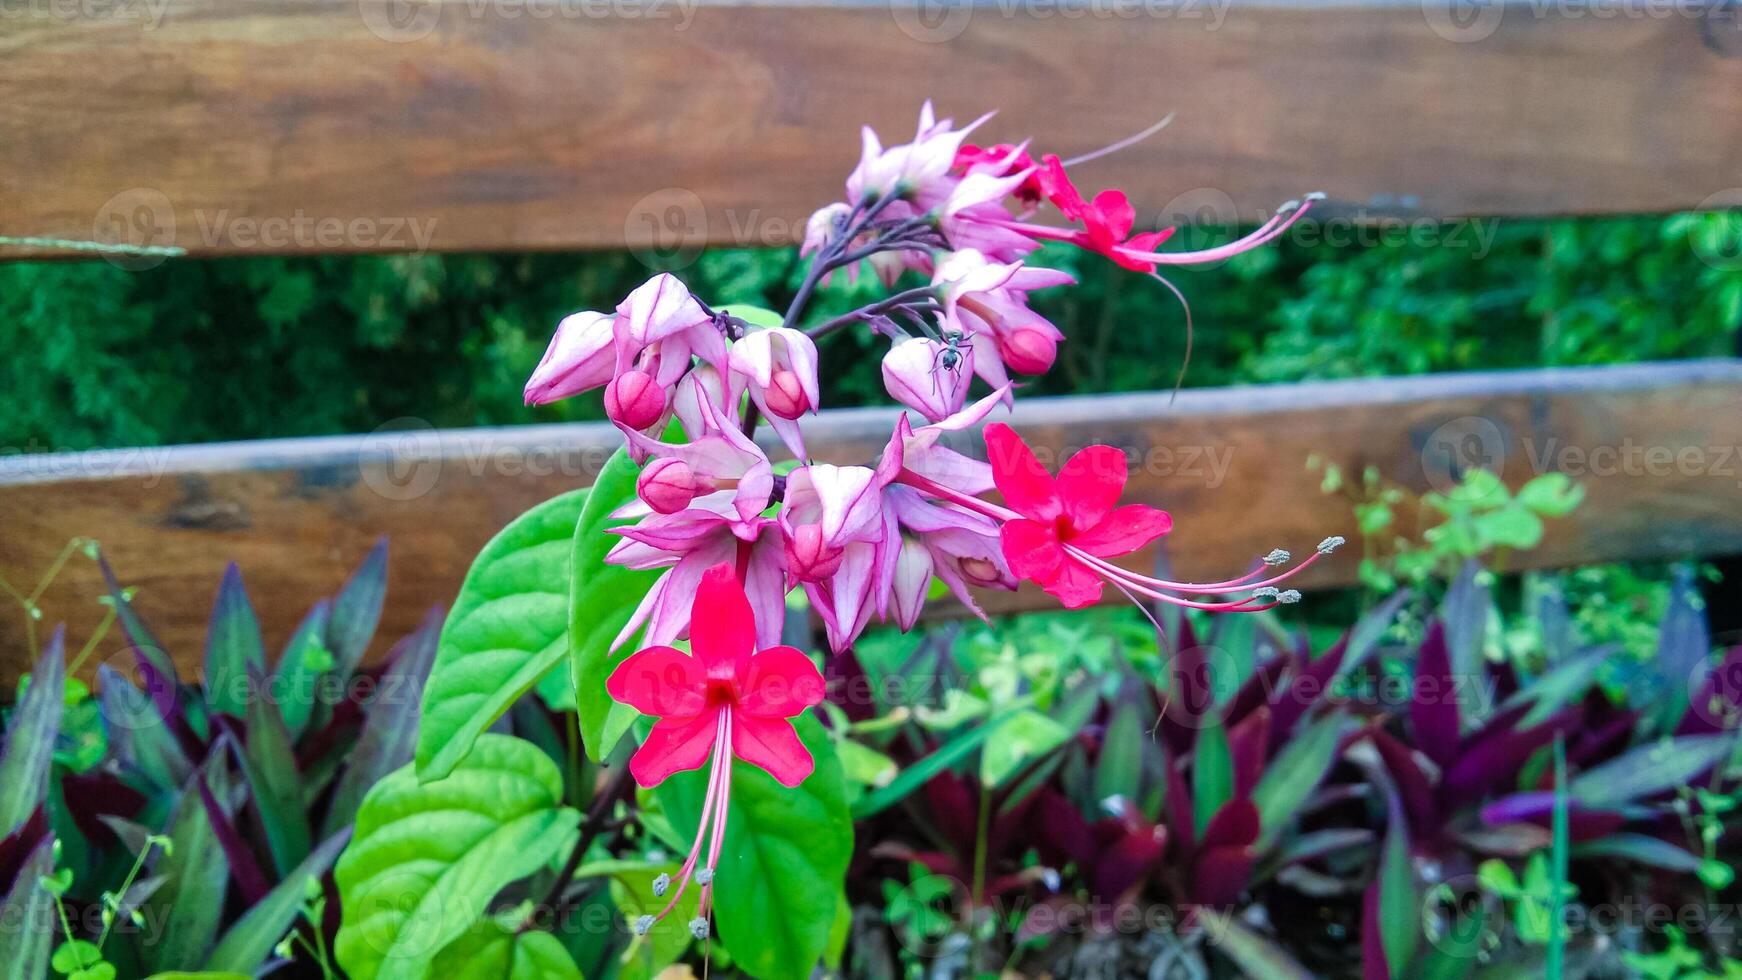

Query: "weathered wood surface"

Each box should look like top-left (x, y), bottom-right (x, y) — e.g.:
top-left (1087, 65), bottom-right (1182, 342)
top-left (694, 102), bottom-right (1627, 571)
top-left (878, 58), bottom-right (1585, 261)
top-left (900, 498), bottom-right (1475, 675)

top-left (3, 360), bottom-right (1740, 680)
top-left (4, 0), bottom-right (1741, 260)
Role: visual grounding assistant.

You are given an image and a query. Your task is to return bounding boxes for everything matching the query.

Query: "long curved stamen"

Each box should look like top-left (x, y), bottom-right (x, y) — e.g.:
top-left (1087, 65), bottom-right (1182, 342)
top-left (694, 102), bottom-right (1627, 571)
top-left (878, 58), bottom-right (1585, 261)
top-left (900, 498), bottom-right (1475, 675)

top-left (895, 470), bottom-right (1021, 522)
top-left (695, 709), bottom-right (735, 924)
top-left (646, 711), bottom-right (731, 927)
top-left (1062, 545), bottom-right (1282, 611)
top-left (1060, 113), bottom-right (1176, 168)
top-left (1119, 194), bottom-right (1323, 266)
top-left (1109, 550), bottom-right (1330, 595)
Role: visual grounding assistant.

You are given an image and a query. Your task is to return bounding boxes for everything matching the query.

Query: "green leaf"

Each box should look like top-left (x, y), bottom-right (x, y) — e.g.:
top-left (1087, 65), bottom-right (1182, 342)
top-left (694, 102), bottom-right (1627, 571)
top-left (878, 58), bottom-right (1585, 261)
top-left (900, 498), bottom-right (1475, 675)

top-left (1376, 788), bottom-right (1418, 975)
top-left (1193, 715), bottom-right (1233, 839)
top-left (850, 721), bottom-right (999, 820)
top-left (1517, 473), bottom-right (1584, 517)
top-left (416, 490), bottom-right (589, 782)
top-left (426, 921), bottom-right (581, 980)
top-left (0, 629), bottom-right (65, 838)
top-left (327, 538), bottom-right (389, 679)
top-left (1569, 735), bottom-right (1734, 807)
top-left (204, 830), bottom-right (351, 973)
top-left (657, 713), bottom-right (852, 980)
top-left (147, 763), bottom-right (234, 973)
top-left (336, 734), bottom-right (580, 980)
top-left (980, 710), bottom-right (1068, 788)
top-left (1473, 506), bottom-right (1543, 551)
top-left (571, 448), bottom-right (663, 762)
top-left (1198, 909), bottom-right (1315, 979)
top-left (203, 564), bottom-right (265, 719)
top-left (1252, 714), bottom-right (1346, 845)
top-left (270, 600), bottom-right (331, 740)
top-left (1093, 699), bottom-right (1145, 805)
top-left (0, 834), bottom-right (55, 980)
top-left (238, 668), bottom-right (311, 876)
top-left (1568, 833), bottom-right (1706, 874)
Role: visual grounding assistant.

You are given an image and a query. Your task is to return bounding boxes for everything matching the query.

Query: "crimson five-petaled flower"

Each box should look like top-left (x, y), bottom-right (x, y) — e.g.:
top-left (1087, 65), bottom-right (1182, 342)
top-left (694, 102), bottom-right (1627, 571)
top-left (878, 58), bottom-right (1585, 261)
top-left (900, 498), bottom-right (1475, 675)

top-left (986, 422), bottom-right (1174, 609)
top-left (607, 561), bottom-right (826, 789)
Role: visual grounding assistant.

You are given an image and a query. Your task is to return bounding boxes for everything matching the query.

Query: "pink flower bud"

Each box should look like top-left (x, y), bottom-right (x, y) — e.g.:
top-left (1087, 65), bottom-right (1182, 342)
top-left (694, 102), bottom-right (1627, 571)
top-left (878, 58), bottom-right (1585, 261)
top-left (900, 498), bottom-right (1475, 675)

top-left (785, 523), bottom-right (845, 582)
top-left (999, 326), bottom-right (1057, 376)
top-left (637, 458), bottom-right (698, 514)
top-left (605, 370), bottom-right (667, 430)
top-left (763, 368), bottom-right (811, 420)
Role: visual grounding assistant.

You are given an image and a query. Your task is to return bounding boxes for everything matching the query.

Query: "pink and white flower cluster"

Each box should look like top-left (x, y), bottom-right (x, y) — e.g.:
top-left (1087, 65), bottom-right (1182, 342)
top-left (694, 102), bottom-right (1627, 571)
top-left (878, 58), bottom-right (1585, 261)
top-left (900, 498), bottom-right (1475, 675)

top-left (526, 103), bottom-right (1334, 657)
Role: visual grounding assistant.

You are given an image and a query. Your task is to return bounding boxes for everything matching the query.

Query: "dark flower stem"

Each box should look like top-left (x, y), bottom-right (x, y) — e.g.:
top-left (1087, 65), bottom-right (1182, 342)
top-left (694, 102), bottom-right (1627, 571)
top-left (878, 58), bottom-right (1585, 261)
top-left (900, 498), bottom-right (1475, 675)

top-left (520, 763), bottom-right (636, 933)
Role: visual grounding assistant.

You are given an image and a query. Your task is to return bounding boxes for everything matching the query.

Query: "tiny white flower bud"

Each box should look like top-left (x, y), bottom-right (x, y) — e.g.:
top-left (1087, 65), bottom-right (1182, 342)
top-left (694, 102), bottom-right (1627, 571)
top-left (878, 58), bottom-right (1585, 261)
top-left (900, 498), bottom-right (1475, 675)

top-left (1317, 535), bottom-right (1345, 554)
top-left (689, 916), bottom-right (711, 940)
top-left (694, 867), bottom-right (714, 885)
top-left (1263, 549), bottom-right (1291, 566)
top-left (651, 873), bottom-right (671, 897)
top-left (635, 915), bottom-right (655, 936)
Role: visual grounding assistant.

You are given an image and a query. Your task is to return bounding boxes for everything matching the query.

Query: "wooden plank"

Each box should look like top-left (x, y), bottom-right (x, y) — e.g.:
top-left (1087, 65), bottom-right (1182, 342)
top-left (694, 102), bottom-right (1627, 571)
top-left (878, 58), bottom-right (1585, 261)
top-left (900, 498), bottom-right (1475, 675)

top-left (3, 360), bottom-right (1740, 681)
top-left (3, 1), bottom-right (1740, 260)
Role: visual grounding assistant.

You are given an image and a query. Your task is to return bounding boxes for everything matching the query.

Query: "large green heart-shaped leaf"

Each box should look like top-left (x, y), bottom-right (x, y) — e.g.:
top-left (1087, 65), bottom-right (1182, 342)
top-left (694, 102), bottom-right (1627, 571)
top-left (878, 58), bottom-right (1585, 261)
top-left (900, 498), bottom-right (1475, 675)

top-left (656, 713), bottom-right (852, 980)
top-left (336, 734), bottom-right (580, 980)
top-left (416, 491), bottom-right (588, 781)
top-left (571, 447), bottom-right (661, 762)
top-left (427, 921), bottom-right (581, 980)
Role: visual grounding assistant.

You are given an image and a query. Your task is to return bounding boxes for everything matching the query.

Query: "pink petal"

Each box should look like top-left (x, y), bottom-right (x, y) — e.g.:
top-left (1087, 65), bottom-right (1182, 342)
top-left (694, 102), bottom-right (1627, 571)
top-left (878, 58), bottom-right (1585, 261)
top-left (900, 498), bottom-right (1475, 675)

top-left (984, 423), bottom-right (1059, 522)
top-left (740, 646), bottom-right (827, 718)
top-left (1072, 505), bottom-right (1174, 558)
top-left (732, 714), bottom-right (815, 788)
top-left (1056, 445), bottom-right (1128, 530)
top-left (606, 645), bottom-right (707, 718)
top-left (1040, 558), bottom-right (1105, 609)
top-left (999, 519), bottom-right (1063, 582)
top-left (630, 712), bottom-right (721, 787)
top-left (690, 563), bottom-right (755, 682)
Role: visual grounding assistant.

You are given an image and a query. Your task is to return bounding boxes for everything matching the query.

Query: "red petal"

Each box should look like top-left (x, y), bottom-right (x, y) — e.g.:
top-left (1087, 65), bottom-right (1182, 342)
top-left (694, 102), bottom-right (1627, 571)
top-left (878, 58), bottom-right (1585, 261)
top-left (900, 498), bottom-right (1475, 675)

top-left (605, 645), bottom-right (707, 718)
top-left (1088, 189), bottom-right (1135, 241)
top-left (999, 519), bottom-right (1063, 582)
top-left (690, 562), bottom-right (755, 683)
top-left (732, 714), bottom-right (814, 788)
top-left (1072, 505), bottom-right (1173, 558)
top-left (740, 646), bottom-right (827, 718)
top-left (1056, 445), bottom-right (1127, 530)
top-left (1040, 558), bottom-right (1104, 609)
top-left (984, 423), bottom-right (1060, 522)
top-left (629, 712), bottom-right (721, 787)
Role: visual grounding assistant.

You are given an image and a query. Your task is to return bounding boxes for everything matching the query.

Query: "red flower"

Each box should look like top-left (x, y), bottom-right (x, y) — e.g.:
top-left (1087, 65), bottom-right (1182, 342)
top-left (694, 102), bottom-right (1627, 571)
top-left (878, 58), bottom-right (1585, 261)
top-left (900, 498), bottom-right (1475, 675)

top-left (608, 562), bottom-right (825, 788)
top-left (984, 423), bottom-right (1173, 608)
top-left (1034, 155), bottom-right (1173, 272)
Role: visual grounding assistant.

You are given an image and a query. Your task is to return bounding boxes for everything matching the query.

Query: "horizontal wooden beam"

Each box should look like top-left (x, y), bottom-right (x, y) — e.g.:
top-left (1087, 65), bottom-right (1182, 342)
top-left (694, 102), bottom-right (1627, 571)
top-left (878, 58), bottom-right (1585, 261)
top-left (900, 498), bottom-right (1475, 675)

top-left (3, 360), bottom-right (1740, 681)
top-left (3, 1), bottom-right (1740, 260)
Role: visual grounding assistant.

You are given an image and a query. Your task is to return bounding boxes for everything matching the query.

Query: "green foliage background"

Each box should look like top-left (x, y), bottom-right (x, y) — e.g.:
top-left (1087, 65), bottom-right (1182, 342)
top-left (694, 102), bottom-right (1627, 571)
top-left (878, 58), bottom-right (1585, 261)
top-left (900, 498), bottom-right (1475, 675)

top-left (3, 213), bottom-right (1737, 452)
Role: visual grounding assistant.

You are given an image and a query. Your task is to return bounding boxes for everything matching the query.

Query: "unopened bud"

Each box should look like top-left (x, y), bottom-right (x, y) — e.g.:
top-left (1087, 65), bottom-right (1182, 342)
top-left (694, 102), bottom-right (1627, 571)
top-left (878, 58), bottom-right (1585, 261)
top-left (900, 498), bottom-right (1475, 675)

top-left (638, 459), bottom-right (699, 515)
top-left (605, 369), bottom-right (667, 430)
top-left (1317, 535), bottom-right (1345, 554)
top-left (635, 915), bottom-right (655, 936)
top-left (688, 916), bottom-right (711, 940)
top-left (785, 523), bottom-right (845, 582)
top-left (763, 368), bottom-right (811, 419)
top-left (651, 873), bottom-right (672, 898)
top-left (958, 556), bottom-right (1002, 588)
top-left (998, 326), bottom-right (1057, 376)
top-left (1263, 549), bottom-right (1291, 566)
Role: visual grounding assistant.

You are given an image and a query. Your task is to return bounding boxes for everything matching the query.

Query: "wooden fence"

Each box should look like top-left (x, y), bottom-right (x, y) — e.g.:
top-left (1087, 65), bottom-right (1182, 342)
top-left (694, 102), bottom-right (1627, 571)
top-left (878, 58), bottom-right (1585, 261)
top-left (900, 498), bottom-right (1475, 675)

top-left (2, 0), bottom-right (1740, 678)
